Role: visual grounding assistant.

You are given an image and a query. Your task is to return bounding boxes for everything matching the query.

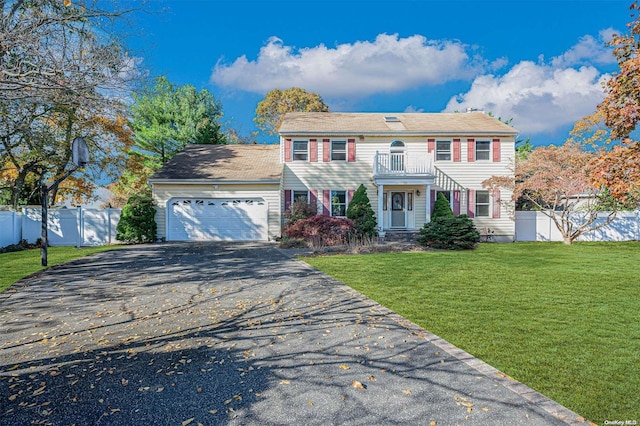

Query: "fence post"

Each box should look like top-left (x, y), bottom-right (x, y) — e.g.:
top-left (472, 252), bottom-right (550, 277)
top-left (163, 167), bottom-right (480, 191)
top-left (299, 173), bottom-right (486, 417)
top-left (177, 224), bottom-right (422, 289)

top-left (76, 206), bottom-right (82, 248)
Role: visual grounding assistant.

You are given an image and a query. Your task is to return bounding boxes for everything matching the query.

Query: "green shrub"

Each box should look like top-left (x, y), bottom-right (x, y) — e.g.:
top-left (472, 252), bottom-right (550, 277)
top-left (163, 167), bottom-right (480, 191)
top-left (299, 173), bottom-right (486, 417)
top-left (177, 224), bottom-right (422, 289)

top-left (346, 184), bottom-right (378, 238)
top-left (279, 236), bottom-right (309, 249)
top-left (417, 214), bottom-right (480, 250)
top-left (431, 192), bottom-right (454, 220)
top-left (116, 195), bottom-right (157, 244)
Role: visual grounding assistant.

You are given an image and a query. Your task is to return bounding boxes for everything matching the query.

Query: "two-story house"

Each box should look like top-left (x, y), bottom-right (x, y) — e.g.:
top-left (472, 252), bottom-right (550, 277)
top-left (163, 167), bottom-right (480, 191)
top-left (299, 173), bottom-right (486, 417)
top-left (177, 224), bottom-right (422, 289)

top-left (149, 111), bottom-right (517, 242)
top-left (279, 111), bottom-right (517, 241)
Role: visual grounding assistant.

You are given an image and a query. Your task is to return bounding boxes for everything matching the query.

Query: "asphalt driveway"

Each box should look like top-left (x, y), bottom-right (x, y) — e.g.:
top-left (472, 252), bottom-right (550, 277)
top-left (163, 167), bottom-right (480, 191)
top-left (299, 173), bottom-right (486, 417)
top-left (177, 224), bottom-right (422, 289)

top-left (0, 242), bottom-right (585, 425)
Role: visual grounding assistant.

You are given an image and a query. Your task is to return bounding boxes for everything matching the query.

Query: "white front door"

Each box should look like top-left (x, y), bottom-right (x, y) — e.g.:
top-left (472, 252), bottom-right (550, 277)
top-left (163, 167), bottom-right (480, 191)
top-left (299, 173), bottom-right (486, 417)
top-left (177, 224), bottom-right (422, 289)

top-left (390, 192), bottom-right (406, 228)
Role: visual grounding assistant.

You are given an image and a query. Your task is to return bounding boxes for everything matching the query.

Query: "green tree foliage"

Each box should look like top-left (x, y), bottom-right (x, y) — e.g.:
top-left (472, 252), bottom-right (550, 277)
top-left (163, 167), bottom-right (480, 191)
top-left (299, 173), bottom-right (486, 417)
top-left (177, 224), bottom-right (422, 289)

top-left (431, 193), bottom-right (454, 220)
top-left (116, 195), bottom-right (157, 244)
top-left (284, 200), bottom-right (317, 226)
top-left (254, 87), bottom-right (330, 136)
top-left (346, 184), bottom-right (378, 238)
top-left (417, 215), bottom-right (480, 250)
top-left (130, 76), bottom-right (226, 166)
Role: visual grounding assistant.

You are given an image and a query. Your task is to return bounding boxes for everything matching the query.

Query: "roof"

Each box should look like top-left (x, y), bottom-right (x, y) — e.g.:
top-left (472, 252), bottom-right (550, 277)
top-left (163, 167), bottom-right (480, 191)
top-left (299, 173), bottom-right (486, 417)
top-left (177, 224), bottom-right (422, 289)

top-left (149, 144), bottom-right (281, 182)
top-left (278, 112), bottom-right (518, 136)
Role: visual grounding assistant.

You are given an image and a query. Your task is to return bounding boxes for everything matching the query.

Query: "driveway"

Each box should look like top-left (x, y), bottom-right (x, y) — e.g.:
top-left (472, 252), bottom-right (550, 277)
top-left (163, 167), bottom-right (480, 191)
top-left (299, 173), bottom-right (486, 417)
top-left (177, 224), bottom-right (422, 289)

top-left (0, 242), bottom-right (584, 425)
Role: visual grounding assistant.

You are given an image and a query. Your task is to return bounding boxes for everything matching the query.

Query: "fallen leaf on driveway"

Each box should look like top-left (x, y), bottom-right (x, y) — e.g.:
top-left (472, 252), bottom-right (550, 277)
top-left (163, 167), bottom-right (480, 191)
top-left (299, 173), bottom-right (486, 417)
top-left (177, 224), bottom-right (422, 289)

top-left (402, 389), bottom-right (411, 395)
top-left (182, 418), bottom-right (194, 426)
top-left (351, 381), bottom-right (365, 389)
top-left (279, 380), bottom-right (290, 385)
top-left (339, 365), bottom-right (350, 370)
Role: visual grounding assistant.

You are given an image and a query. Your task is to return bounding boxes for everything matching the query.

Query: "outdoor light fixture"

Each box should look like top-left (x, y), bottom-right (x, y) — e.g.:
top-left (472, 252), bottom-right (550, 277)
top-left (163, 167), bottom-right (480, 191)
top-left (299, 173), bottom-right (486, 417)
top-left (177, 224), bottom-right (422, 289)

top-left (416, 190), bottom-right (421, 197)
top-left (41, 137), bottom-right (89, 266)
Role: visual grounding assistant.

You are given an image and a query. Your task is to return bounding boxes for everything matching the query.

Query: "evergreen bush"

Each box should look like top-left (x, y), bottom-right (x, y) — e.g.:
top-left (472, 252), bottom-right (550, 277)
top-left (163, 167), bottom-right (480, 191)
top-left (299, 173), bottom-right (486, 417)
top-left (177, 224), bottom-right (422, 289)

top-left (417, 214), bottom-right (480, 250)
top-left (116, 195), bottom-right (157, 244)
top-left (346, 184), bottom-right (378, 238)
top-left (431, 192), bottom-right (454, 220)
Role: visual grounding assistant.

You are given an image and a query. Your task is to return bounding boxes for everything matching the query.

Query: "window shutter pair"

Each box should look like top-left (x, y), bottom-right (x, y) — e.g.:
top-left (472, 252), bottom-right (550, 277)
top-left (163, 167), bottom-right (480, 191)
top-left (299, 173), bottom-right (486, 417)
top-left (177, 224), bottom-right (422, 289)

top-left (466, 189), bottom-right (500, 218)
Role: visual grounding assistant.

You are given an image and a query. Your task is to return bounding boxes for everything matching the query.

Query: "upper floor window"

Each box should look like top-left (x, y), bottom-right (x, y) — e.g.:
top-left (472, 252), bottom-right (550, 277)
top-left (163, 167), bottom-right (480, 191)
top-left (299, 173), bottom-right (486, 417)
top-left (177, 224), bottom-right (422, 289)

top-left (476, 140), bottom-right (491, 161)
top-left (331, 140), bottom-right (347, 161)
top-left (436, 140), bottom-right (451, 161)
top-left (476, 191), bottom-right (490, 217)
top-left (331, 190), bottom-right (347, 217)
top-left (293, 140), bottom-right (308, 161)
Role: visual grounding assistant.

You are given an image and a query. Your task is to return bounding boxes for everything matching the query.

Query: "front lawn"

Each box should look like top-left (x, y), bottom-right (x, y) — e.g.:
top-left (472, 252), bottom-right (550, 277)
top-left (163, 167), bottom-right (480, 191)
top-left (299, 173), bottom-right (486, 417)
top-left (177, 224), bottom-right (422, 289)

top-left (0, 246), bottom-right (120, 292)
top-left (304, 242), bottom-right (639, 425)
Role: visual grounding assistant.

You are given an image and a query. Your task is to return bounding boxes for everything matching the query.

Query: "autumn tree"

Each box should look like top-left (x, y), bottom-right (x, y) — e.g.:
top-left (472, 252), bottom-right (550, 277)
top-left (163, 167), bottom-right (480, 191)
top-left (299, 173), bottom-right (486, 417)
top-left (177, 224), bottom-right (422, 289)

top-left (254, 87), bottom-right (330, 136)
top-left (483, 143), bottom-right (617, 245)
top-left (0, 0), bottom-right (141, 209)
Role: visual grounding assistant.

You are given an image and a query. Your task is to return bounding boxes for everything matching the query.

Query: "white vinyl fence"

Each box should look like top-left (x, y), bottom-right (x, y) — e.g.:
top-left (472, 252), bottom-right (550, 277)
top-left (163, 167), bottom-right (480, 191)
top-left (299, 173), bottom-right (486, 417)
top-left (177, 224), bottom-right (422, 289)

top-left (0, 207), bottom-right (121, 247)
top-left (515, 210), bottom-right (640, 242)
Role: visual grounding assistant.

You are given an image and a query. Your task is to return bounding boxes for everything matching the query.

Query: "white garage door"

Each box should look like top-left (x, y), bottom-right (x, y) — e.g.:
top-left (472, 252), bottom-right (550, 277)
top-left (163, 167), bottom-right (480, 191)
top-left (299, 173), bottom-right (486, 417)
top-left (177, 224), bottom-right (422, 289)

top-left (167, 198), bottom-right (268, 241)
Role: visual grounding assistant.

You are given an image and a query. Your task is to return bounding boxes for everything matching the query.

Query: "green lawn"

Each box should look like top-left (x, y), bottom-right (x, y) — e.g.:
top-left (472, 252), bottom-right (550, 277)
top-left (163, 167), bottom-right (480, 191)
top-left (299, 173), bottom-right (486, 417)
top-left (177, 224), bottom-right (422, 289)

top-left (304, 242), bottom-right (639, 425)
top-left (0, 246), bottom-right (120, 292)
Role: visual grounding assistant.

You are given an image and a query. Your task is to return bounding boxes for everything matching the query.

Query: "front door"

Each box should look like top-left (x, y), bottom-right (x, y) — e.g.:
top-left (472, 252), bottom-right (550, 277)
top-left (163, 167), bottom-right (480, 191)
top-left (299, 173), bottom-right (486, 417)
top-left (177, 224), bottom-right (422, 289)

top-left (391, 192), bottom-right (406, 228)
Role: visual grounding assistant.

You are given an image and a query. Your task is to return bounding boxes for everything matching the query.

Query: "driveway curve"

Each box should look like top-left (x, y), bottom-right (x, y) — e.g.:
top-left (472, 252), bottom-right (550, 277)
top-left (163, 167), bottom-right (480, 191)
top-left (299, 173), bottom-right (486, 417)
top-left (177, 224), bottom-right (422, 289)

top-left (0, 242), bottom-right (585, 425)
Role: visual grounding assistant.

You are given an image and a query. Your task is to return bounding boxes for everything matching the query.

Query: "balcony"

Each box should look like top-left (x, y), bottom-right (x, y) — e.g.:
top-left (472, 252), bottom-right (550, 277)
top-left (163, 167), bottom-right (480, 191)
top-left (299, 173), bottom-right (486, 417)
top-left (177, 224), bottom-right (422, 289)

top-left (373, 152), bottom-right (434, 177)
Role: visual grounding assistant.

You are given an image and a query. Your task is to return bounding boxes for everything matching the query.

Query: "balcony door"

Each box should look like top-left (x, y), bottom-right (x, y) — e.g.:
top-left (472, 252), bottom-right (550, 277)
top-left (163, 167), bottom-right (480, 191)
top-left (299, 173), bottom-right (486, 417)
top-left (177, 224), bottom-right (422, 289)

top-left (390, 192), bottom-right (406, 228)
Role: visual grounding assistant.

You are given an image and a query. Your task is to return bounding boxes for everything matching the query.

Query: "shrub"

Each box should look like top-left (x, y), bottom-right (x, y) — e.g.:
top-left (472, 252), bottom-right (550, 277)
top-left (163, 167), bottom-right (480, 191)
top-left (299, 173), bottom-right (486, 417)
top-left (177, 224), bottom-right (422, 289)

top-left (346, 184), bottom-right (378, 238)
top-left (278, 236), bottom-right (309, 249)
top-left (417, 214), bottom-right (480, 250)
top-left (116, 195), bottom-right (157, 244)
top-left (285, 215), bottom-right (356, 246)
top-left (285, 200), bottom-right (317, 226)
top-left (0, 239), bottom-right (41, 254)
top-left (431, 192), bottom-right (454, 220)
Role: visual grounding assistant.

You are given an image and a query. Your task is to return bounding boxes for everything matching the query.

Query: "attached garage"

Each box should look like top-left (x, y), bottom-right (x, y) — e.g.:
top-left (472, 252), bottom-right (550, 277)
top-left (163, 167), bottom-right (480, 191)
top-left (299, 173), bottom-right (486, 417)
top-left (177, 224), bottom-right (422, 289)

top-left (149, 144), bottom-right (282, 242)
top-left (167, 197), bottom-right (268, 241)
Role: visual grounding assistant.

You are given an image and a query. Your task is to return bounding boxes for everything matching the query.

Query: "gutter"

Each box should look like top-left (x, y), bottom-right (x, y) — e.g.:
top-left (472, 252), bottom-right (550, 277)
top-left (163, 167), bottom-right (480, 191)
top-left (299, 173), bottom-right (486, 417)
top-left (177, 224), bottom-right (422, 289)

top-left (148, 179), bottom-right (282, 185)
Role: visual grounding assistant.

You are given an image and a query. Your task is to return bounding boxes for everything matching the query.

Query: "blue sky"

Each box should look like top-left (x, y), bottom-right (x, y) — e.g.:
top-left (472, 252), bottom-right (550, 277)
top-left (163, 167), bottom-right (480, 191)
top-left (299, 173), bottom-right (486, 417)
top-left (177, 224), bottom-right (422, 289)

top-left (125, 0), bottom-right (631, 145)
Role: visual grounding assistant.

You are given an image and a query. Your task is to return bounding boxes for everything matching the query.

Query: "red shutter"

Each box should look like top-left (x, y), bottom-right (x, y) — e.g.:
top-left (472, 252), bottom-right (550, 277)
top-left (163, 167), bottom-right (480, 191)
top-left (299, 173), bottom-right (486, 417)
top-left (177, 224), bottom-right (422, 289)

top-left (284, 189), bottom-right (292, 212)
top-left (493, 138), bottom-right (501, 162)
top-left (310, 139), bottom-right (318, 162)
top-left (492, 189), bottom-right (501, 218)
top-left (467, 189), bottom-right (475, 217)
top-left (348, 189), bottom-right (355, 204)
top-left (467, 139), bottom-right (475, 162)
top-left (348, 138), bottom-right (356, 162)
top-left (310, 190), bottom-right (318, 215)
top-left (322, 190), bottom-right (330, 215)
top-left (453, 190), bottom-right (461, 215)
top-left (453, 138), bottom-right (461, 162)
top-left (323, 139), bottom-right (330, 162)
top-left (428, 139), bottom-right (435, 154)
top-left (284, 139), bottom-right (292, 162)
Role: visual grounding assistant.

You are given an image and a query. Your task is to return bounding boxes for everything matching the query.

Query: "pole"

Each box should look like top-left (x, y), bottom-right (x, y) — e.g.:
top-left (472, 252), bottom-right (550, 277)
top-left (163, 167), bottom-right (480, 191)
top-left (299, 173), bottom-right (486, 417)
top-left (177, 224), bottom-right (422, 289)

top-left (41, 183), bottom-right (48, 266)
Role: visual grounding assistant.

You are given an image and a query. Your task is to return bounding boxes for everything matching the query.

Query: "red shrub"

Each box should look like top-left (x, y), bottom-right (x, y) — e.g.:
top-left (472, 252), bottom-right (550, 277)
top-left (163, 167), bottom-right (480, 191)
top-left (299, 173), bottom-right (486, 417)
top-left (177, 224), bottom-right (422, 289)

top-left (285, 215), bottom-right (356, 246)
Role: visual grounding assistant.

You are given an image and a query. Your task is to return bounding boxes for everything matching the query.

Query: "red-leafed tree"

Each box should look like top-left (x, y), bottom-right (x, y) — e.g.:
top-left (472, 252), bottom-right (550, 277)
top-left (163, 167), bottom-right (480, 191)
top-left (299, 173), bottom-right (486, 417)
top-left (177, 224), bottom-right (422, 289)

top-left (591, 1), bottom-right (640, 203)
top-left (483, 143), bottom-right (617, 244)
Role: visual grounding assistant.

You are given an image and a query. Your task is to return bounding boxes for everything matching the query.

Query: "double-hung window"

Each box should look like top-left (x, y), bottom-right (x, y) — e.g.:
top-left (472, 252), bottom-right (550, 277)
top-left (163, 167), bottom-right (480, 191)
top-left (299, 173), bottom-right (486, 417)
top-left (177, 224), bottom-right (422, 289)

top-left (331, 140), bottom-right (347, 161)
top-left (293, 140), bottom-right (308, 161)
top-left (476, 140), bottom-right (491, 161)
top-left (436, 140), bottom-right (451, 161)
top-left (331, 190), bottom-right (347, 217)
top-left (293, 190), bottom-right (309, 204)
top-left (476, 191), bottom-right (490, 217)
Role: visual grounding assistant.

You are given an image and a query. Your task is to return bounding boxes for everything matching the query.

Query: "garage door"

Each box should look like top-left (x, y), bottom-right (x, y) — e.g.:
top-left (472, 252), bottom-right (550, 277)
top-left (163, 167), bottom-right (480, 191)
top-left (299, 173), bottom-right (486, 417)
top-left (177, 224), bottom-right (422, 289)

top-left (167, 198), bottom-right (268, 241)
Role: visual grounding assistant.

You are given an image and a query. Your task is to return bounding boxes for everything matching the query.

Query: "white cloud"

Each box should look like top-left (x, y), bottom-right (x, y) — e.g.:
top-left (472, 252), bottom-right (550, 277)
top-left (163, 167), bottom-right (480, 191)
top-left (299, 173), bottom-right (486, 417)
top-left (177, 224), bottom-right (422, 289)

top-left (445, 61), bottom-right (609, 135)
top-left (550, 29), bottom-right (616, 68)
top-left (211, 34), bottom-right (481, 97)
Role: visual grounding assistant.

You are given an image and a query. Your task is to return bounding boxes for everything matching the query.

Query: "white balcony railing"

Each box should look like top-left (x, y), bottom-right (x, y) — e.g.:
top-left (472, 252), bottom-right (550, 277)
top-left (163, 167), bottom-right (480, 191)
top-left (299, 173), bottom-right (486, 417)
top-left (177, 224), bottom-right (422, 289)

top-left (374, 152), bottom-right (434, 176)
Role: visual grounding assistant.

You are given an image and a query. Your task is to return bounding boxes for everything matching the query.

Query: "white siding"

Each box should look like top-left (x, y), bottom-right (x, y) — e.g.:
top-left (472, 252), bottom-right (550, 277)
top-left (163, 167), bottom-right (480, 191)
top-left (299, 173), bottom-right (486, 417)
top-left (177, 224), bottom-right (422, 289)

top-left (152, 184), bottom-right (281, 240)
top-left (281, 134), bottom-right (515, 239)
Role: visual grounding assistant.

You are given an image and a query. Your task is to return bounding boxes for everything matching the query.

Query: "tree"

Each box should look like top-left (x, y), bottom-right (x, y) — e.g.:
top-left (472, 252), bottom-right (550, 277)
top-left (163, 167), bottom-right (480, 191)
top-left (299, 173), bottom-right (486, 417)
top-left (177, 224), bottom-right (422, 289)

top-left (483, 143), bottom-right (618, 245)
top-left (345, 184), bottom-right (377, 238)
top-left (431, 192), bottom-right (454, 220)
top-left (0, 0), bottom-right (141, 209)
top-left (254, 87), bottom-right (330, 136)
top-left (129, 76), bottom-right (226, 166)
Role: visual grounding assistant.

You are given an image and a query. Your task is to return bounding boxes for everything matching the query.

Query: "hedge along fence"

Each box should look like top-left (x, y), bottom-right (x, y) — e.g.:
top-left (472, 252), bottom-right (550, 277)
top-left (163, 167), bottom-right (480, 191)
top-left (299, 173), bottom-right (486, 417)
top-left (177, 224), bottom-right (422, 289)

top-left (0, 207), bottom-right (121, 247)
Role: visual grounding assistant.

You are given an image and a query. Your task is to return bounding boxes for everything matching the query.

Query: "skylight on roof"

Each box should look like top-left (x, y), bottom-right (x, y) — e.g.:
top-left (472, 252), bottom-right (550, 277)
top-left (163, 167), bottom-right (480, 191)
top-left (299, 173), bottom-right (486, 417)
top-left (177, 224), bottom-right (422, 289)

top-left (384, 116), bottom-right (400, 122)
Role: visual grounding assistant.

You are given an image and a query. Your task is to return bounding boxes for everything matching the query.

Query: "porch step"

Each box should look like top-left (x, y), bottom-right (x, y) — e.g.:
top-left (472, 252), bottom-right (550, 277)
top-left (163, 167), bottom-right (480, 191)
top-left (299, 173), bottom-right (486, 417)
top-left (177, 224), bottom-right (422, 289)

top-left (382, 230), bottom-right (420, 243)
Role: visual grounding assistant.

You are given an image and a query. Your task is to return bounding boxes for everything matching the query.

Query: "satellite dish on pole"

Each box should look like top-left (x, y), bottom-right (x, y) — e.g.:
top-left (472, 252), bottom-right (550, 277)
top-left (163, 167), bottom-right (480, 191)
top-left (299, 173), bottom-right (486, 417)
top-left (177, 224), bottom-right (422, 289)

top-left (72, 137), bottom-right (89, 167)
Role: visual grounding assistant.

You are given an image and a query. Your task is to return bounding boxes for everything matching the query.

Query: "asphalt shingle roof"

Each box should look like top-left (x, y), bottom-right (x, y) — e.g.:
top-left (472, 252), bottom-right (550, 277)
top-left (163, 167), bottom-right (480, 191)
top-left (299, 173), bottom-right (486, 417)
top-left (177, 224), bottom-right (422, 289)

top-left (278, 112), bottom-right (518, 135)
top-left (150, 144), bottom-right (281, 182)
